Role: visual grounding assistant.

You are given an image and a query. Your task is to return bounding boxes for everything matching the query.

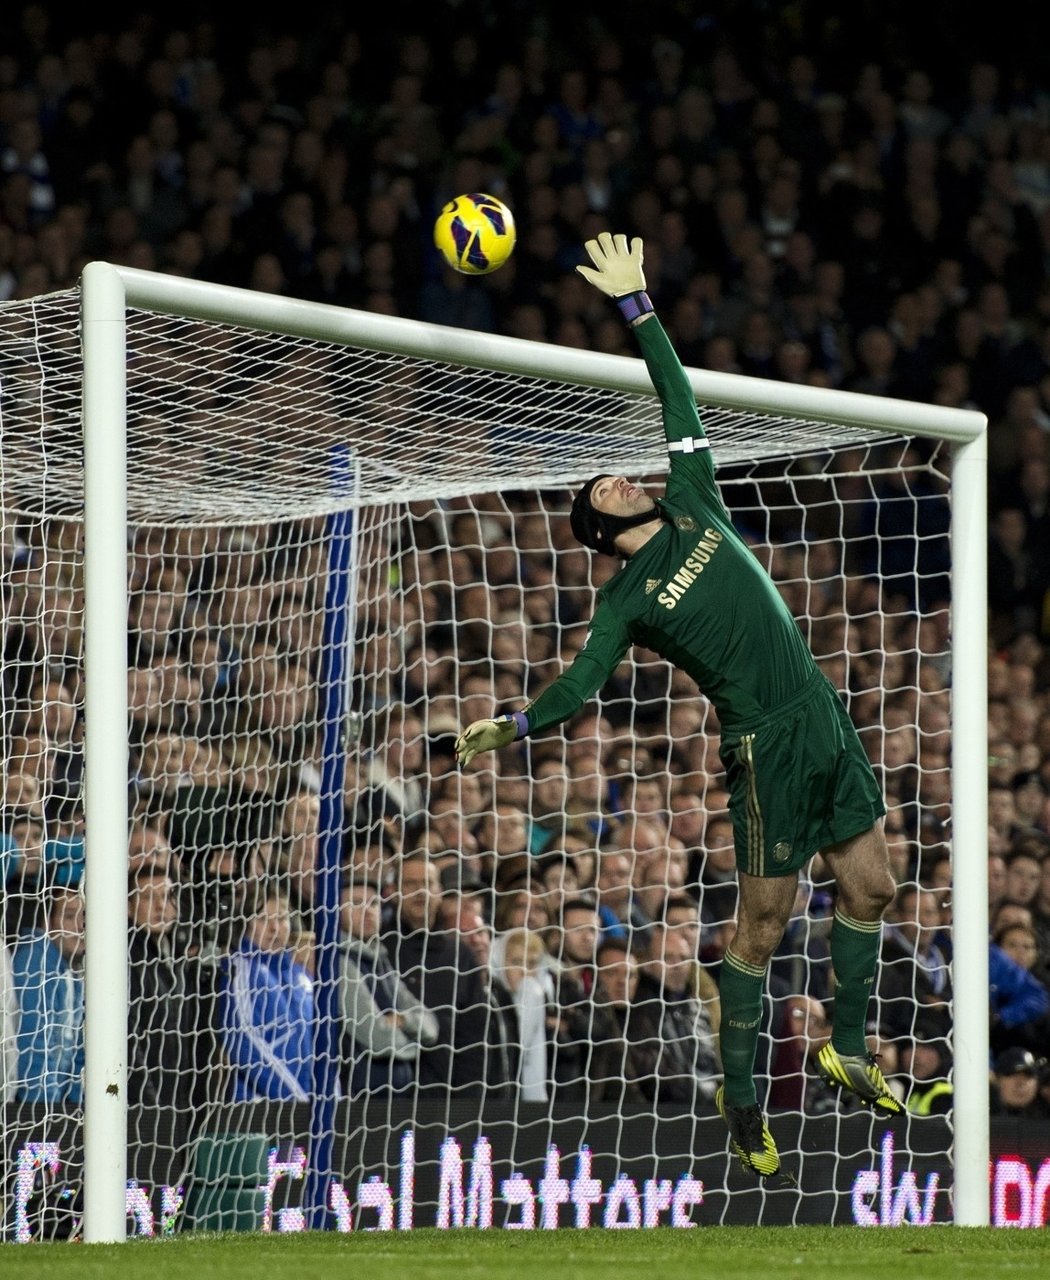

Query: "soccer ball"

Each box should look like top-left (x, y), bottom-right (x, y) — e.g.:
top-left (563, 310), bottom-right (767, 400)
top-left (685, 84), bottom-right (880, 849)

top-left (434, 193), bottom-right (516, 275)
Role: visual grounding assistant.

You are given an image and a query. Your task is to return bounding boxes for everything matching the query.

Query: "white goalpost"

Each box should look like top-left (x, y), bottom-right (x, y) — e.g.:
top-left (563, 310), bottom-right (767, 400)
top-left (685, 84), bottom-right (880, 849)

top-left (0, 262), bottom-right (985, 1242)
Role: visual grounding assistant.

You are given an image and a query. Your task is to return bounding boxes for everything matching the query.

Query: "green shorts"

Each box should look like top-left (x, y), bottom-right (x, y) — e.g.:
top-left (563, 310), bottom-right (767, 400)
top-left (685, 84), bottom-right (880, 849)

top-left (718, 670), bottom-right (886, 878)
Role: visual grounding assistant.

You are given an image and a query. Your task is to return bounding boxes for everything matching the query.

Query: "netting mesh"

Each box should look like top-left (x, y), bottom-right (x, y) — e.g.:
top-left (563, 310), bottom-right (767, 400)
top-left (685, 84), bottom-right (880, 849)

top-left (1, 289), bottom-right (909, 521)
top-left (1, 284), bottom-right (955, 1237)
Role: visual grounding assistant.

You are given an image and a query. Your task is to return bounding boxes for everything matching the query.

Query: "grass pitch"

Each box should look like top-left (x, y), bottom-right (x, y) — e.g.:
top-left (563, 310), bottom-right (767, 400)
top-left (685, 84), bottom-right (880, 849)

top-left (1, 1226), bottom-right (1047, 1280)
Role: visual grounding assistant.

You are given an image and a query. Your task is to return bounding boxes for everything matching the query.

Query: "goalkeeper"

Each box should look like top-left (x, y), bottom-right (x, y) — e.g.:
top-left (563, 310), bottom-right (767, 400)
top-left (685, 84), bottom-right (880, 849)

top-left (455, 233), bottom-right (903, 1179)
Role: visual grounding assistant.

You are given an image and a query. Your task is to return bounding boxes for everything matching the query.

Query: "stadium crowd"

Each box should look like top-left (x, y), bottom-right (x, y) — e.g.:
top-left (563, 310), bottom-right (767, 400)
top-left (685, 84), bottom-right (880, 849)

top-left (2, 3), bottom-right (1050, 1120)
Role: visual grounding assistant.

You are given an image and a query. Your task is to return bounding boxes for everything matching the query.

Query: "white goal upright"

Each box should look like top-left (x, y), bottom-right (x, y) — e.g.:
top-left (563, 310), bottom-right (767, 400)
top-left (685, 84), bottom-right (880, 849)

top-left (0, 263), bottom-right (985, 1242)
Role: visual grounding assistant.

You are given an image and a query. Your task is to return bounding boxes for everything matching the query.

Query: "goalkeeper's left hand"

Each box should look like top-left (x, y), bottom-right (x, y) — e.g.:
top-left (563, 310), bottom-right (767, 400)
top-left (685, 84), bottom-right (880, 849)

top-left (455, 715), bottom-right (519, 767)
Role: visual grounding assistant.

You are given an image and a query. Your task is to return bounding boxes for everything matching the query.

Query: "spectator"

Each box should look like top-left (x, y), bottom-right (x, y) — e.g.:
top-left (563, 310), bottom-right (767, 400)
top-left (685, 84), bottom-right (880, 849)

top-left (474, 800), bottom-right (531, 888)
top-left (877, 884), bottom-right (952, 1048)
top-left (127, 865), bottom-right (218, 1109)
top-left (16, 674), bottom-right (84, 826)
top-left (527, 754), bottom-right (572, 854)
top-left (988, 929), bottom-right (1050, 1058)
top-left (589, 936), bottom-right (649, 1104)
top-left (631, 835), bottom-right (692, 930)
top-left (988, 507), bottom-right (1049, 636)
top-left (274, 788), bottom-right (321, 931)
top-left (434, 857), bottom-right (486, 915)
top-left (10, 884), bottom-right (84, 1103)
top-left (594, 934), bottom-right (641, 1008)
top-left (768, 879), bottom-right (834, 1004)
top-left (988, 851), bottom-right (1010, 916)
top-left (897, 1028), bottom-right (953, 1116)
top-left (337, 874), bottom-right (439, 1096)
top-left (220, 883), bottom-right (314, 1101)
top-left (594, 847), bottom-right (648, 943)
top-left (492, 926), bottom-right (551, 1101)
top-left (356, 702), bottom-right (427, 849)
top-left (427, 782), bottom-right (483, 876)
top-left (766, 992), bottom-right (833, 1112)
top-left (128, 822), bottom-right (180, 879)
top-left (435, 879), bottom-right (515, 1095)
top-left (182, 838), bottom-right (268, 962)
top-left (606, 813), bottom-right (673, 893)
top-left (1003, 847), bottom-right (1044, 912)
top-left (883, 809), bottom-right (919, 885)
top-left (992, 901), bottom-right (1035, 936)
top-left (528, 851), bottom-right (581, 931)
top-left (1031, 856), bottom-right (1050, 979)
top-left (1012, 772), bottom-right (1049, 837)
top-left (626, 893), bottom-right (720, 1107)
top-left (989, 1046), bottom-right (1050, 1118)
top-left (1, 118), bottom-right (55, 226)
top-left (995, 919), bottom-right (1049, 989)
top-left (382, 850), bottom-right (490, 1092)
top-left (548, 894), bottom-right (601, 999)
top-left (561, 726), bottom-right (620, 844)
top-left (987, 735), bottom-right (1020, 790)
top-left (989, 783), bottom-right (1024, 850)
top-left (544, 893), bottom-right (617, 1095)
top-left (493, 880), bottom-right (552, 939)
top-left (2, 808), bottom-right (48, 941)
top-left (694, 810), bottom-right (738, 930)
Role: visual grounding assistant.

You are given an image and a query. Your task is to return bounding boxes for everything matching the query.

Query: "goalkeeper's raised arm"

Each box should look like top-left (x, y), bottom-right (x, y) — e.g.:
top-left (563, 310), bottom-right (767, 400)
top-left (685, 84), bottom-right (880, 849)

top-left (454, 232), bottom-right (724, 770)
top-left (455, 230), bottom-right (901, 1183)
top-left (576, 232), bottom-right (710, 465)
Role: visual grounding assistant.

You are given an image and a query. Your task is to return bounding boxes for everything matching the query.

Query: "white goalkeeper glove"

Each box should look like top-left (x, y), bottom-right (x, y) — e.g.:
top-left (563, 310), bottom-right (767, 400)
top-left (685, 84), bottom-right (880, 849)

top-left (575, 232), bottom-right (646, 298)
top-left (455, 714), bottom-right (523, 767)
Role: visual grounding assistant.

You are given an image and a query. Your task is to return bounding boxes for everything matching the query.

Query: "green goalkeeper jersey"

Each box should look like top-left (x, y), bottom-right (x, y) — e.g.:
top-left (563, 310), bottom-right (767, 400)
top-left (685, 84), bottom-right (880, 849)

top-left (524, 315), bottom-right (818, 738)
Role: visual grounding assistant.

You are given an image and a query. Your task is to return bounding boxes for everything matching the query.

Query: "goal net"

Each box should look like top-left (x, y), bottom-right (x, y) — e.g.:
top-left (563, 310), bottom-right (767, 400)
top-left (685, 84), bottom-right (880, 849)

top-left (0, 268), bottom-right (986, 1240)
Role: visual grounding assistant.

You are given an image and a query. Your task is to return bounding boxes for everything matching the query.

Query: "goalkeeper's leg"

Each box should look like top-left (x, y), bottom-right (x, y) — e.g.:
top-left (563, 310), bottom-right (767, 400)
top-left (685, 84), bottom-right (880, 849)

top-left (717, 872), bottom-right (797, 1177)
top-left (817, 826), bottom-right (903, 1116)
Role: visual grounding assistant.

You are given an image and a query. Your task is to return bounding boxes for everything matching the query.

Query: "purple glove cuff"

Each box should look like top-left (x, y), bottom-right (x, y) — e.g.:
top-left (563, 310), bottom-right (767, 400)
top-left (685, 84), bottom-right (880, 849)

top-left (510, 710), bottom-right (530, 739)
top-left (615, 291), bottom-right (654, 324)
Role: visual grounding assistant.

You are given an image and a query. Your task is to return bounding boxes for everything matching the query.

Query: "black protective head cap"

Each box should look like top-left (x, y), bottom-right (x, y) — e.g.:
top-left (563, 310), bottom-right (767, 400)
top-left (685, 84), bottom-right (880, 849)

top-left (570, 474), bottom-right (659, 557)
top-left (570, 474), bottom-right (613, 553)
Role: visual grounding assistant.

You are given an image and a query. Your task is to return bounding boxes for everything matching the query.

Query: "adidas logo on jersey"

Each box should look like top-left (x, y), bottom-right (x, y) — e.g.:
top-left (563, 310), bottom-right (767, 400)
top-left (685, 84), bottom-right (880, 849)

top-left (645, 578), bottom-right (661, 594)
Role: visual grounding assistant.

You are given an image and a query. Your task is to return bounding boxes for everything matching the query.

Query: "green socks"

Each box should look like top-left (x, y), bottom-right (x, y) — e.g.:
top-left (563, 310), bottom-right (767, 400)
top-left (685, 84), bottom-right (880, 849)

top-left (829, 909), bottom-right (883, 1056)
top-left (717, 912), bottom-right (883, 1106)
top-left (718, 950), bottom-right (767, 1106)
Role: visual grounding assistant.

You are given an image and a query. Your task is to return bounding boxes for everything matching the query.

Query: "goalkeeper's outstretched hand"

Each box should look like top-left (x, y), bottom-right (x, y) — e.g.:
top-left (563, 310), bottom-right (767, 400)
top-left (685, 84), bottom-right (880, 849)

top-left (576, 232), bottom-right (646, 298)
top-left (455, 715), bottom-right (518, 767)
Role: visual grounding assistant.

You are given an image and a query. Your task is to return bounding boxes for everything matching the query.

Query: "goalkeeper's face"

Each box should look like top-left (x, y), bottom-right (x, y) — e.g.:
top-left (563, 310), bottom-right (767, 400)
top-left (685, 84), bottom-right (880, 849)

top-left (589, 474), bottom-right (657, 518)
top-left (570, 472), bottom-right (660, 556)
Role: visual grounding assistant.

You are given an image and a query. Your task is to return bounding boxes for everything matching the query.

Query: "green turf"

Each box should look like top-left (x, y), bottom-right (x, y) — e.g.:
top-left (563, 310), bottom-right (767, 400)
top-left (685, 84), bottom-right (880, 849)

top-left (0, 1226), bottom-right (1047, 1280)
